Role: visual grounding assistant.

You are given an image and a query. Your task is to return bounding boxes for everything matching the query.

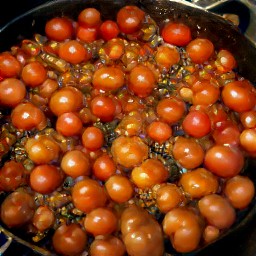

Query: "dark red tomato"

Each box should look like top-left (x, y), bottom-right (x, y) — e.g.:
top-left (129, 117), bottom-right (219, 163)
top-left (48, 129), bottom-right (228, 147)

top-left (0, 52), bottom-right (21, 78)
top-left (49, 86), bottom-right (83, 116)
top-left (11, 102), bottom-right (46, 130)
top-left (221, 80), bottom-right (256, 113)
top-left (92, 66), bottom-right (125, 91)
top-left (56, 112), bottom-right (83, 136)
top-left (91, 95), bottom-right (116, 122)
top-left (82, 126), bottom-right (104, 151)
top-left (161, 22), bottom-right (192, 46)
top-left (90, 235), bottom-right (126, 256)
top-left (78, 8), bottom-right (101, 28)
top-left (156, 97), bottom-right (186, 124)
top-left (59, 40), bottom-right (90, 64)
top-left (186, 38), bottom-right (214, 64)
top-left (198, 194), bottom-right (236, 229)
top-left (116, 5), bottom-right (145, 34)
top-left (33, 206), bottom-right (55, 231)
top-left (1, 191), bottom-right (35, 228)
top-left (76, 26), bottom-right (98, 43)
top-left (0, 78), bottom-right (26, 107)
top-left (216, 49), bottom-right (236, 72)
top-left (182, 110), bottom-right (211, 138)
top-left (93, 154), bottom-right (116, 181)
top-left (0, 160), bottom-right (24, 191)
top-left (128, 65), bottom-right (156, 98)
top-left (52, 223), bottom-right (87, 256)
top-left (45, 17), bottom-right (73, 41)
top-left (21, 62), bottom-right (47, 87)
top-left (204, 145), bottom-right (244, 178)
top-left (30, 165), bottom-right (63, 194)
top-left (100, 20), bottom-right (120, 41)
top-left (72, 179), bottom-right (107, 213)
top-left (212, 121), bottom-right (241, 146)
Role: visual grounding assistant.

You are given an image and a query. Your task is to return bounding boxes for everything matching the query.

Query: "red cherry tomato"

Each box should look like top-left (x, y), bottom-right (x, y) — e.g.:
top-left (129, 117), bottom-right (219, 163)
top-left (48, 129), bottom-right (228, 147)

top-left (100, 20), bottom-right (120, 41)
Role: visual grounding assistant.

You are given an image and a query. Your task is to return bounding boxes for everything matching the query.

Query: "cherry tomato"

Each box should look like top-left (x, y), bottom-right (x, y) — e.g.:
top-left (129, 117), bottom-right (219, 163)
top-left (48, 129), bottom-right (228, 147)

top-left (78, 8), bottom-right (101, 28)
top-left (0, 78), bottom-right (26, 107)
top-left (33, 206), bottom-right (55, 231)
top-left (111, 136), bottom-right (148, 168)
top-left (59, 40), bottom-right (90, 64)
top-left (72, 179), bottom-right (107, 213)
top-left (49, 86), bottom-right (83, 116)
top-left (116, 6), bottom-right (145, 34)
top-left (121, 205), bottom-right (164, 256)
top-left (182, 110), bottom-right (211, 138)
top-left (156, 184), bottom-right (183, 213)
top-left (203, 225), bottom-right (220, 244)
top-left (180, 168), bottom-right (219, 199)
top-left (131, 159), bottom-right (169, 189)
top-left (11, 102), bottom-right (46, 130)
top-left (198, 194), bottom-right (236, 229)
top-left (101, 39), bottom-right (125, 60)
top-left (221, 80), bottom-right (256, 113)
top-left (92, 66), bottom-right (125, 91)
top-left (105, 175), bottom-right (134, 203)
top-left (0, 160), bottom-right (24, 191)
top-left (207, 103), bottom-right (228, 128)
top-left (61, 150), bottom-right (90, 178)
top-left (90, 235), bottom-right (126, 256)
top-left (52, 223), bottom-right (87, 256)
top-left (147, 121), bottom-right (172, 144)
top-left (192, 80), bottom-right (220, 106)
top-left (1, 191), bottom-right (35, 228)
top-left (0, 52), bottom-right (21, 78)
top-left (155, 45), bottom-right (180, 69)
top-left (76, 26), bottom-right (98, 43)
top-left (204, 145), bottom-right (244, 178)
top-left (186, 38), bottom-right (214, 64)
top-left (173, 136), bottom-right (205, 169)
top-left (212, 121), bottom-right (241, 146)
top-left (56, 112), bottom-right (83, 136)
top-left (91, 95), bottom-right (116, 122)
top-left (30, 165), bottom-right (63, 194)
top-left (161, 22), bottom-right (192, 46)
top-left (224, 175), bottom-right (255, 209)
top-left (84, 207), bottom-right (118, 236)
top-left (240, 110), bottom-right (256, 129)
top-left (45, 17), bottom-right (73, 41)
top-left (21, 62), bottom-right (47, 87)
top-left (215, 49), bottom-right (236, 72)
top-left (128, 65), bottom-right (156, 98)
top-left (38, 78), bottom-right (58, 98)
top-left (162, 208), bottom-right (201, 253)
top-left (156, 97), bottom-right (186, 124)
top-left (93, 154), bottom-right (116, 181)
top-left (25, 136), bottom-right (60, 164)
top-left (82, 126), bottom-right (104, 151)
top-left (100, 20), bottom-right (120, 41)
top-left (240, 128), bottom-right (256, 152)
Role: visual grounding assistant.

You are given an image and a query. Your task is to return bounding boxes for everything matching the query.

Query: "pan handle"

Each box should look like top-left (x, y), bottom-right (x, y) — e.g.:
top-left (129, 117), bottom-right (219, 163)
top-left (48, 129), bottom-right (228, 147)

top-left (189, 0), bottom-right (256, 46)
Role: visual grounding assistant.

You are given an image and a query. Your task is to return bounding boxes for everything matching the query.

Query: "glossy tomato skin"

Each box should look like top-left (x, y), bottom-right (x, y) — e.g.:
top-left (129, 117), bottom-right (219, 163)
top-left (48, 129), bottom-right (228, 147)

top-left (222, 80), bottom-right (256, 113)
top-left (161, 22), bottom-right (192, 46)
top-left (198, 194), bottom-right (236, 229)
top-left (100, 20), bottom-right (120, 41)
top-left (72, 179), bottom-right (107, 213)
top-left (147, 121), bottom-right (172, 144)
top-left (1, 191), bottom-right (35, 228)
top-left (82, 126), bottom-right (104, 151)
top-left (45, 17), bottom-right (73, 41)
top-left (0, 52), bottom-right (21, 78)
top-left (52, 223), bottom-right (87, 256)
top-left (33, 206), bottom-right (55, 231)
top-left (204, 145), bottom-right (244, 178)
top-left (155, 45), bottom-right (180, 69)
top-left (182, 110), bottom-right (211, 138)
top-left (116, 5), bottom-right (145, 34)
top-left (30, 165), bottom-right (63, 194)
top-left (0, 78), bottom-right (26, 107)
top-left (186, 38), bottom-right (214, 64)
top-left (78, 7), bottom-right (101, 28)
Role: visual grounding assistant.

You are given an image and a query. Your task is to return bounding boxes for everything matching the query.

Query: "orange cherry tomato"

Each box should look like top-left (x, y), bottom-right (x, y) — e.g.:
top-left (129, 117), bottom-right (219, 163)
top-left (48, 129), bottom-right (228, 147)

top-left (0, 52), bottom-right (21, 78)
top-left (82, 126), bottom-right (104, 151)
top-left (78, 8), bottom-right (101, 28)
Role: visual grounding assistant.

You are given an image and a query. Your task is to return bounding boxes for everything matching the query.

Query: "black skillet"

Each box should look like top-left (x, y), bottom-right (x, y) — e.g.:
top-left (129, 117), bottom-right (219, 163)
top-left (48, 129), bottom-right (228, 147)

top-left (0, 0), bottom-right (256, 255)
